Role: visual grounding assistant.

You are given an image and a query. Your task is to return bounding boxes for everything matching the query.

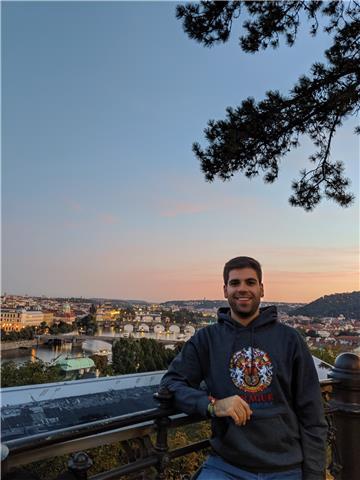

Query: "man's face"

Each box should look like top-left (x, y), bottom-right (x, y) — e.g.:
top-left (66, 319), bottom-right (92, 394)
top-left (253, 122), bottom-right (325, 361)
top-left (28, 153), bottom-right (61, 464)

top-left (224, 267), bottom-right (264, 322)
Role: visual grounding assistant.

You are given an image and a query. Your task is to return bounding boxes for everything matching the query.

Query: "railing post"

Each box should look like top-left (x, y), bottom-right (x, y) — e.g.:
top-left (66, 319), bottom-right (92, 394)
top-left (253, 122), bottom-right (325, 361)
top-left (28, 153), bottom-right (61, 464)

top-left (153, 387), bottom-right (173, 479)
top-left (57, 452), bottom-right (93, 480)
top-left (328, 352), bottom-right (360, 480)
top-left (1, 444), bottom-right (9, 477)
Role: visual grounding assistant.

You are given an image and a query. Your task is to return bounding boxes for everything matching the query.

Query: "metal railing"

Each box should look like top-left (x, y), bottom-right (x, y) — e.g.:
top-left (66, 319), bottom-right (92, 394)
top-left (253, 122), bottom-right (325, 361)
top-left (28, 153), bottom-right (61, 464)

top-left (1, 389), bottom-right (210, 480)
top-left (2, 352), bottom-right (359, 480)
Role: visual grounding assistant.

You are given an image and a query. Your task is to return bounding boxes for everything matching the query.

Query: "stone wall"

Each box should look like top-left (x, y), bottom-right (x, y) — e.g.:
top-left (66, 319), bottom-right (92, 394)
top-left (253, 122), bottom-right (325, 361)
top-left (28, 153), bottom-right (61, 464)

top-left (0, 340), bottom-right (37, 351)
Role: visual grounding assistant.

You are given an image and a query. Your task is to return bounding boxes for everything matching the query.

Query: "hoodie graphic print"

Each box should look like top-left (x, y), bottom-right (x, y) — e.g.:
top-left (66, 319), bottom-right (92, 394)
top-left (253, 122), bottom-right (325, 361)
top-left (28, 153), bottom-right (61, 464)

top-left (161, 306), bottom-right (328, 480)
top-left (230, 346), bottom-right (274, 406)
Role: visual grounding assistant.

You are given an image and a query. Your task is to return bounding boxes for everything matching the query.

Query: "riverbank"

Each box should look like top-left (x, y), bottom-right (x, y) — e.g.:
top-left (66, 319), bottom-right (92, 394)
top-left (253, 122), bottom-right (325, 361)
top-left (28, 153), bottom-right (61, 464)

top-left (1, 340), bottom-right (38, 351)
top-left (0, 342), bottom-right (84, 365)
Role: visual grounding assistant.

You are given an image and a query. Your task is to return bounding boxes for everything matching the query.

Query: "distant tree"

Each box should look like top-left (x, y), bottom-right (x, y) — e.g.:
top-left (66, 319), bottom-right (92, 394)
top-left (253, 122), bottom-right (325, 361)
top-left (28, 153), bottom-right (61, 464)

top-left (49, 321), bottom-right (74, 334)
top-left (310, 346), bottom-right (342, 365)
top-left (75, 314), bottom-right (97, 335)
top-left (90, 354), bottom-right (113, 376)
top-left (37, 321), bottom-right (49, 334)
top-left (112, 338), bottom-right (184, 375)
top-left (1, 360), bottom-right (62, 388)
top-left (336, 329), bottom-right (358, 336)
top-left (1, 326), bottom-right (36, 342)
top-left (112, 338), bottom-right (141, 374)
top-left (160, 308), bottom-right (204, 325)
top-left (90, 303), bottom-right (97, 316)
top-left (307, 329), bottom-right (320, 338)
top-left (1, 328), bottom-right (31, 342)
top-left (161, 310), bottom-right (173, 322)
top-left (291, 291), bottom-right (360, 318)
top-left (176, 1), bottom-right (359, 210)
top-left (122, 306), bottom-right (136, 320)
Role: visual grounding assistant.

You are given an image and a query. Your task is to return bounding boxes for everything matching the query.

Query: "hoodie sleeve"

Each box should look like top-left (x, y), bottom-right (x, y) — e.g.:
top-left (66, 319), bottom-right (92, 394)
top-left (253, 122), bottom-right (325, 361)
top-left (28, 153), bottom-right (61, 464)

top-left (160, 333), bottom-right (210, 417)
top-left (293, 333), bottom-right (328, 480)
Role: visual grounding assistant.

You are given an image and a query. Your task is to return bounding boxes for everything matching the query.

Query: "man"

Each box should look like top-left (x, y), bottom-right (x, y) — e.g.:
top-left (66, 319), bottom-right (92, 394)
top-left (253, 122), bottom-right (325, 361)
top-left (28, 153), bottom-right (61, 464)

top-left (161, 256), bottom-right (327, 480)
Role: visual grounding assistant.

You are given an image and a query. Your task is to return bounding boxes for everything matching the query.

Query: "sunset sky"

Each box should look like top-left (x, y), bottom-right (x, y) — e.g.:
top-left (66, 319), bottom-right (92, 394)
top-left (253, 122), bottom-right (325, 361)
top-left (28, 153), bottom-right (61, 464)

top-left (2, 2), bottom-right (359, 303)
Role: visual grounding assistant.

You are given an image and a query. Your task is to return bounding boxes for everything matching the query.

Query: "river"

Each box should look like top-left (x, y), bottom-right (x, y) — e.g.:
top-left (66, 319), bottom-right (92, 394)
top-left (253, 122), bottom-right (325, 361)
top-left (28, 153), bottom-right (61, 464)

top-left (0, 329), bottom-right (191, 366)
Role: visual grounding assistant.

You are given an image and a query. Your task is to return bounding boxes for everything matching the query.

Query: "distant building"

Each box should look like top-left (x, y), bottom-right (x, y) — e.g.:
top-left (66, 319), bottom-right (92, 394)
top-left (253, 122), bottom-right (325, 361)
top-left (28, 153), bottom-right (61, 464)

top-left (56, 357), bottom-right (96, 380)
top-left (0, 309), bottom-right (45, 332)
top-left (43, 311), bottom-right (54, 325)
top-left (63, 302), bottom-right (71, 314)
top-left (53, 312), bottom-right (76, 324)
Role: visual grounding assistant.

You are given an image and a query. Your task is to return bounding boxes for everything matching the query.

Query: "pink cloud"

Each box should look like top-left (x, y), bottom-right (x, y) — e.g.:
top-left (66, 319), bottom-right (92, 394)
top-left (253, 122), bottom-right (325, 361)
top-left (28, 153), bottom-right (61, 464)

top-left (160, 202), bottom-right (208, 217)
top-left (65, 201), bottom-right (81, 212)
top-left (63, 213), bottom-right (120, 228)
top-left (98, 213), bottom-right (119, 225)
top-left (263, 269), bottom-right (359, 303)
top-left (64, 221), bottom-right (83, 229)
top-left (158, 194), bottom-right (262, 218)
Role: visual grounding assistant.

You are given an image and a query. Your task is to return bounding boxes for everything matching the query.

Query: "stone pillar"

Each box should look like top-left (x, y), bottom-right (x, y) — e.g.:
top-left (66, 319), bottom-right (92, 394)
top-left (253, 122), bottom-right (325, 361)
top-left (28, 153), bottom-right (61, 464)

top-left (328, 352), bottom-right (360, 480)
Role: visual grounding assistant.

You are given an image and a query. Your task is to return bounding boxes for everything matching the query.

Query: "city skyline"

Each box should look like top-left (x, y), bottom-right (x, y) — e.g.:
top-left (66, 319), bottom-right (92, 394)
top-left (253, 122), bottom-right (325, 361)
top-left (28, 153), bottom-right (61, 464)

top-left (2, 2), bottom-right (359, 303)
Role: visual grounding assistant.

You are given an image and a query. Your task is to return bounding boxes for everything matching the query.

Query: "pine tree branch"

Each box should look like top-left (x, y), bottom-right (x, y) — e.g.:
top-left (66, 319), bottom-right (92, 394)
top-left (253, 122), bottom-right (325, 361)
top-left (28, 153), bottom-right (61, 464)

top-left (176, 0), bottom-right (360, 209)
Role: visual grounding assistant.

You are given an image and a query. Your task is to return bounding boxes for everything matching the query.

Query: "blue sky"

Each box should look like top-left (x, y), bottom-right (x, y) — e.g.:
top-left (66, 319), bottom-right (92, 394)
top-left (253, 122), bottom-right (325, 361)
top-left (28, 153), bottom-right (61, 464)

top-left (2, 1), bottom-right (359, 302)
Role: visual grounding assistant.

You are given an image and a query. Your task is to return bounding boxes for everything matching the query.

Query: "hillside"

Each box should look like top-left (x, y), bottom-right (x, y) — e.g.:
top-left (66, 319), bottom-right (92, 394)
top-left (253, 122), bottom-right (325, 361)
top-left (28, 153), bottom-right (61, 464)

top-left (160, 300), bottom-right (302, 314)
top-left (290, 291), bottom-right (360, 319)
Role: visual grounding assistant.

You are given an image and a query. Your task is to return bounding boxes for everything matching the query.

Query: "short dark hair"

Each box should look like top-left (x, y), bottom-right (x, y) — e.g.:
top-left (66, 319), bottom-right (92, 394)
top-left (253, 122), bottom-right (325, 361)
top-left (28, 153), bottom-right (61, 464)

top-left (223, 256), bottom-right (262, 284)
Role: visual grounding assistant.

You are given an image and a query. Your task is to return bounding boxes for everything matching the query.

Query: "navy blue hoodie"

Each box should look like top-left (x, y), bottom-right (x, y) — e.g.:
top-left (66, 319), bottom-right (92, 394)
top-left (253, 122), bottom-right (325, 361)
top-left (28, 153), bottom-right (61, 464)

top-left (161, 306), bottom-right (327, 480)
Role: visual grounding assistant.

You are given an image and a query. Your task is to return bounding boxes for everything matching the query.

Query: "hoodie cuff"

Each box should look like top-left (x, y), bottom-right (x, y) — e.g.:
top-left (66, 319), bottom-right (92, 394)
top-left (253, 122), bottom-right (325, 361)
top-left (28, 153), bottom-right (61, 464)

top-left (196, 394), bottom-right (211, 418)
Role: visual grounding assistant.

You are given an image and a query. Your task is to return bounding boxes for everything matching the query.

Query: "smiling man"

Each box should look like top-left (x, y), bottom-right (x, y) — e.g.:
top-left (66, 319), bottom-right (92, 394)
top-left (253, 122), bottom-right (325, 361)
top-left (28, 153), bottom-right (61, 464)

top-left (161, 256), bottom-right (327, 480)
top-left (224, 264), bottom-right (264, 326)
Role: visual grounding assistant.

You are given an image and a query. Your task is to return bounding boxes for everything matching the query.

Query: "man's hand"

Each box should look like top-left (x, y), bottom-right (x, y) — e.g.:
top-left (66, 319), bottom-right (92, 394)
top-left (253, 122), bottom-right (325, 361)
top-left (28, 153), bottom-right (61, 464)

top-left (214, 395), bottom-right (252, 426)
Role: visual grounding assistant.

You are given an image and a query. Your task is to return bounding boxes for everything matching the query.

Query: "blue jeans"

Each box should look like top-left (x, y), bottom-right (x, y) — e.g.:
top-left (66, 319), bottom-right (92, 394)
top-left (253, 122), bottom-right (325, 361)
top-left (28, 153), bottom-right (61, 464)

top-left (196, 455), bottom-right (302, 480)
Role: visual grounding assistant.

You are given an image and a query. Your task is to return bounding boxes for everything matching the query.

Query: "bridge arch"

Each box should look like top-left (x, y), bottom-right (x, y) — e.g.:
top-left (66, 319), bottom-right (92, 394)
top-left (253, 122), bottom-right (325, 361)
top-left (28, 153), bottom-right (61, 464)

top-left (184, 325), bottom-right (195, 335)
top-left (169, 324), bottom-right (180, 334)
top-left (153, 324), bottom-right (165, 333)
top-left (138, 323), bottom-right (150, 332)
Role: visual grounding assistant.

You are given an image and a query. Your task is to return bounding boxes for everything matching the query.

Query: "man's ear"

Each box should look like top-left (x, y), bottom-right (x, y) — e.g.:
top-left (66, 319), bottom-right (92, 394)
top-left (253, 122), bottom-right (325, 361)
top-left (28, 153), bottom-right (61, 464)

top-left (260, 283), bottom-right (264, 298)
top-left (223, 284), bottom-right (228, 299)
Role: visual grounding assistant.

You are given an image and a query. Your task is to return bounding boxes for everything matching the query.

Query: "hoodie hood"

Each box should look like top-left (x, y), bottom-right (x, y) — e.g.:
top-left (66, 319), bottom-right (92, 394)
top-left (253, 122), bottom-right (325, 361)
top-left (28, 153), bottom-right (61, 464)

top-left (217, 305), bottom-right (278, 330)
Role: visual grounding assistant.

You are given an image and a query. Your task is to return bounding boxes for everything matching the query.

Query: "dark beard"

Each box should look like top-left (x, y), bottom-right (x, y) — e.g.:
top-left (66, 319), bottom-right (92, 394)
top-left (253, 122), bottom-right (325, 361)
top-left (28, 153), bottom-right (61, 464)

top-left (231, 308), bottom-right (258, 319)
top-left (228, 297), bottom-right (260, 321)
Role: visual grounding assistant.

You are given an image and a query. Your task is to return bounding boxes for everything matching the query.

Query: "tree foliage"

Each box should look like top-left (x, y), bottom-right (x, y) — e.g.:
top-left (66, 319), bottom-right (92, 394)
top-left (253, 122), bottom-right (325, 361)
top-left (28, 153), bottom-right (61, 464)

top-left (290, 291), bottom-right (360, 318)
top-left (310, 346), bottom-right (342, 365)
top-left (1, 326), bottom-right (35, 342)
top-left (1, 321), bottom-right (74, 342)
top-left (75, 306), bottom-right (97, 335)
top-left (1, 360), bottom-right (63, 388)
top-left (176, 0), bottom-right (359, 210)
top-left (26, 422), bottom-right (211, 480)
top-left (49, 320), bottom-right (74, 334)
top-left (112, 337), bottom-right (181, 375)
top-left (90, 354), bottom-right (113, 376)
top-left (162, 308), bottom-right (205, 325)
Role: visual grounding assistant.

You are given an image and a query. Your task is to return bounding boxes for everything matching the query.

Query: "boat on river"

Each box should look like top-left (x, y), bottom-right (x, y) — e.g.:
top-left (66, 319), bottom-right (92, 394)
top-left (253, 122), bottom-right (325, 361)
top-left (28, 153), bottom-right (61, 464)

top-left (82, 339), bottom-right (112, 356)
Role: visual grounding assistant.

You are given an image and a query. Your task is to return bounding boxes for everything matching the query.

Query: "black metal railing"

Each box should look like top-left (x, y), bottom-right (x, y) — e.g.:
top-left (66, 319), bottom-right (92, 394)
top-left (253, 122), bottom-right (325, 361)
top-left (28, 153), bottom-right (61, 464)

top-left (2, 352), bottom-right (359, 480)
top-left (1, 391), bottom-right (209, 480)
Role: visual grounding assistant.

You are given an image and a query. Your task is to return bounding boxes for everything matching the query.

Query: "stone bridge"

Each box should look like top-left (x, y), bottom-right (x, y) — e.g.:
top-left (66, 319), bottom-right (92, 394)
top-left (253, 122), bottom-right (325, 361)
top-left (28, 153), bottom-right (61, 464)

top-left (96, 320), bottom-right (201, 335)
top-left (39, 333), bottom-right (194, 347)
